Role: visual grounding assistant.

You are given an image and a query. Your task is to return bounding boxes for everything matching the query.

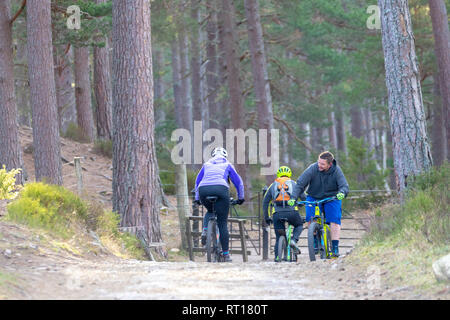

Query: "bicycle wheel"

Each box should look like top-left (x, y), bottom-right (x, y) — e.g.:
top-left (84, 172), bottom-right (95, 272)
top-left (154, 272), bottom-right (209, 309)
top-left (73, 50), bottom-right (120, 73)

top-left (215, 224), bottom-right (223, 262)
top-left (206, 219), bottom-right (217, 262)
top-left (291, 247), bottom-right (298, 262)
top-left (277, 236), bottom-right (287, 262)
top-left (307, 222), bottom-right (321, 262)
top-left (324, 225), bottom-right (332, 259)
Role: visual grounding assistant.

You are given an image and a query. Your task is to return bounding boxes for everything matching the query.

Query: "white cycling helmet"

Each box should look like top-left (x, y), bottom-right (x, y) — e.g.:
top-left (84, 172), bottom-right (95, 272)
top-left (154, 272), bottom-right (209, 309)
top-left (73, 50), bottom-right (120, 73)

top-left (211, 147), bottom-right (228, 158)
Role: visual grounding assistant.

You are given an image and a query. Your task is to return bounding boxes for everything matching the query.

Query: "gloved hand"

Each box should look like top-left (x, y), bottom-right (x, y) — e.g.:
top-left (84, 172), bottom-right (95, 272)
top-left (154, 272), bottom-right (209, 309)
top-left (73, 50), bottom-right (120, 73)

top-left (265, 218), bottom-right (272, 226)
top-left (193, 199), bottom-right (202, 206)
top-left (336, 192), bottom-right (345, 200)
top-left (237, 199), bottom-right (245, 205)
top-left (287, 199), bottom-right (296, 207)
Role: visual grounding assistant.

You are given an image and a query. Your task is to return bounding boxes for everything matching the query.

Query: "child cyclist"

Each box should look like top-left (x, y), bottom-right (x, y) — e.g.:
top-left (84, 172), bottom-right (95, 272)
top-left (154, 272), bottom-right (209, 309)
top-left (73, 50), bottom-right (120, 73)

top-left (262, 166), bottom-right (304, 262)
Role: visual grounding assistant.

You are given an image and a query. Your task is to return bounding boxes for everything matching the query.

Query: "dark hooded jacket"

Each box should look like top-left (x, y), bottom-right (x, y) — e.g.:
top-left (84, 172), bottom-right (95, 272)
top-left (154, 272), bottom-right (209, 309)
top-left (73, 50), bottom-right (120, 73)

top-left (291, 159), bottom-right (349, 200)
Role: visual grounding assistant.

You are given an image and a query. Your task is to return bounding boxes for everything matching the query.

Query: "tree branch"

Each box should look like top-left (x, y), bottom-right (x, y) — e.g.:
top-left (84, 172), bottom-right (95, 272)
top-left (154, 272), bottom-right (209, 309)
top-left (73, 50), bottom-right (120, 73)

top-left (10, 0), bottom-right (26, 25)
top-left (273, 115), bottom-right (313, 152)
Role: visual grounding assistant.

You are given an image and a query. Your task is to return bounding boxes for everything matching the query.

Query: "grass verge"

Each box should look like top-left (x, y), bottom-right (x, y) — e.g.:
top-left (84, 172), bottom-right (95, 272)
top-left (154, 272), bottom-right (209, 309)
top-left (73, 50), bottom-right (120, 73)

top-left (347, 163), bottom-right (450, 294)
top-left (4, 182), bottom-right (146, 260)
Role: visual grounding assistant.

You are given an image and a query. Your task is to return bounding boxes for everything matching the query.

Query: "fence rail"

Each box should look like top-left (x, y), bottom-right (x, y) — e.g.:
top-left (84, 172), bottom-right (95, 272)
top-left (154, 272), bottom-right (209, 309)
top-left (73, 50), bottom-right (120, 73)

top-left (67, 160), bottom-right (382, 260)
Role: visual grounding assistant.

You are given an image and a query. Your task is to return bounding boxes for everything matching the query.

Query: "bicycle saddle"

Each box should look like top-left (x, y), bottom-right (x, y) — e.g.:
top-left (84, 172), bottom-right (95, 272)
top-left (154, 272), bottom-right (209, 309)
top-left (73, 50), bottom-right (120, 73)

top-left (206, 196), bottom-right (218, 203)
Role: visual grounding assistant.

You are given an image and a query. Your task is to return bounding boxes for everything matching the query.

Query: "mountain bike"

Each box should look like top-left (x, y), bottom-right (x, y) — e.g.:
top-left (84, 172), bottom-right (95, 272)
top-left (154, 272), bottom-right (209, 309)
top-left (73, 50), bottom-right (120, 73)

top-left (275, 218), bottom-right (300, 262)
top-left (205, 196), bottom-right (239, 262)
top-left (296, 196), bottom-right (338, 262)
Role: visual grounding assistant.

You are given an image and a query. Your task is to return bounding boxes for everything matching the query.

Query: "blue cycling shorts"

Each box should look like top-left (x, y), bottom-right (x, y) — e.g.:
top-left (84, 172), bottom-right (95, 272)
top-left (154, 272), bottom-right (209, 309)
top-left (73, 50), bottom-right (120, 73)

top-left (304, 196), bottom-right (342, 225)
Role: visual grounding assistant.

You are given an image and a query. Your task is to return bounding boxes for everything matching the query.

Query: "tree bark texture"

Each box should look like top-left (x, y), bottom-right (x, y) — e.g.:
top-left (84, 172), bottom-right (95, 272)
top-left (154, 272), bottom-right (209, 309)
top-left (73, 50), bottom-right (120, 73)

top-left (112, 0), bottom-right (164, 256)
top-left (27, 0), bottom-right (62, 185)
top-left (94, 0), bottom-right (113, 141)
top-left (428, 0), bottom-right (450, 161)
top-left (190, 0), bottom-right (205, 127)
top-left (0, 0), bottom-right (24, 183)
top-left (74, 46), bottom-right (95, 142)
top-left (171, 38), bottom-right (184, 130)
top-left (205, 0), bottom-right (219, 130)
top-left (431, 74), bottom-right (447, 165)
top-left (54, 45), bottom-right (76, 134)
top-left (221, 0), bottom-right (251, 200)
top-left (178, 28), bottom-right (193, 135)
top-left (378, 0), bottom-right (433, 196)
top-left (244, 0), bottom-right (275, 184)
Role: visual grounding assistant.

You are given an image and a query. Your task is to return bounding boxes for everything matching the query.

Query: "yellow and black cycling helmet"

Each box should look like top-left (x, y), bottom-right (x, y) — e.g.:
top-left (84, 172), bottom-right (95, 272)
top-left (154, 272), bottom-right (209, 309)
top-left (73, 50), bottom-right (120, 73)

top-left (276, 166), bottom-right (292, 178)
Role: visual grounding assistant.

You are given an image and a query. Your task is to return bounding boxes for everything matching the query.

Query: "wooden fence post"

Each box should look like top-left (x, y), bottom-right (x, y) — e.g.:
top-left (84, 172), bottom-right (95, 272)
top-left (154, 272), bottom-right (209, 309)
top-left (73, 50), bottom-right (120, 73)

top-left (74, 157), bottom-right (83, 194)
top-left (175, 162), bottom-right (190, 250)
top-left (261, 186), bottom-right (269, 260)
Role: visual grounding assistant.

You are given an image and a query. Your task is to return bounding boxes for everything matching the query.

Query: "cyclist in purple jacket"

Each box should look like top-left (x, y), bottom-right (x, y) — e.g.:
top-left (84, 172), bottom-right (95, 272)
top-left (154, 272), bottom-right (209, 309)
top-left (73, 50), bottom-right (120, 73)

top-left (193, 147), bottom-right (245, 262)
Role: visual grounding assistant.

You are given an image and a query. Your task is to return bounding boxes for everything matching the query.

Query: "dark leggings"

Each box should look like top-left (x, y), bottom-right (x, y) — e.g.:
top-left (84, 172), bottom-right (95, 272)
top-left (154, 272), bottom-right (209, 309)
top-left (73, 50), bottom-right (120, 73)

top-left (273, 209), bottom-right (304, 258)
top-left (199, 185), bottom-right (230, 252)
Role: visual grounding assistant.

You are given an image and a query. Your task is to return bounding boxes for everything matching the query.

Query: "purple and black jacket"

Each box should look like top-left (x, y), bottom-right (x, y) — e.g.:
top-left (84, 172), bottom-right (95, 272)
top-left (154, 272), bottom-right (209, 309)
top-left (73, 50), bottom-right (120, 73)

top-left (194, 155), bottom-right (245, 201)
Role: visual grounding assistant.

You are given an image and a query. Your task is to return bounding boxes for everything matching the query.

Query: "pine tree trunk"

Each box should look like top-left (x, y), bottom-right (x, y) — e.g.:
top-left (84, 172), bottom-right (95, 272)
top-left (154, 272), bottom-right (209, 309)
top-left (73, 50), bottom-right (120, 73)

top-left (15, 38), bottom-right (31, 127)
top-left (216, 6), bottom-right (228, 136)
top-left (336, 106), bottom-right (347, 156)
top-left (171, 38), bottom-right (184, 130)
top-left (350, 106), bottom-right (363, 139)
top-left (93, 0), bottom-right (113, 141)
top-left (378, 0), bottom-right (433, 197)
top-left (54, 45), bottom-right (76, 134)
top-left (428, 0), bottom-right (450, 161)
top-left (27, 0), bottom-right (62, 185)
top-left (152, 51), bottom-right (170, 208)
top-left (221, 0), bottom-right (250, 202)
top-left (179, 30), bottom-right (193, 136)
top-left (112, 0), bottom-right (164, 257)
top-left (190, 0), bottom-right (204, 127)
top-left (365, 109), bottom-right (377, 157)
top-left (0, 0), bottom-right (24, 184)
top-left (74, 46), bottom-right (95, 142)
top-left (311, 127), bottom-right (324, 152)
top-left (244, 0), bottom-right (275, 184)
top-left (205, 0), bottom-right (218, 130)
top-left (300, 122), bottom-right (311, 160)
top-left (327, 111), bottom-right (337, 150)
top-left (431, 74), bottom-right (447, 165)
top-left (153, 48), bottom-right (166, 130)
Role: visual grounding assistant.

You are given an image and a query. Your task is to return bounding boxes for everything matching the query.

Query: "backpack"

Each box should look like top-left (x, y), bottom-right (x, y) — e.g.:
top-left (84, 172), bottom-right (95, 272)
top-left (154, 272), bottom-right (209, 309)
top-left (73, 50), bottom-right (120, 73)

top-left (271, 177), bottom-right (294, 203)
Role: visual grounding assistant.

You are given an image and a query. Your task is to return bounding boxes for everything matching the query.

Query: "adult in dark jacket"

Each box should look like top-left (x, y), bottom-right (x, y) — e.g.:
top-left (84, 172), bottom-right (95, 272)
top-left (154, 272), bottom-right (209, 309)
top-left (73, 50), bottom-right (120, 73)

top-left (288, 151), bottom-right (349, 257)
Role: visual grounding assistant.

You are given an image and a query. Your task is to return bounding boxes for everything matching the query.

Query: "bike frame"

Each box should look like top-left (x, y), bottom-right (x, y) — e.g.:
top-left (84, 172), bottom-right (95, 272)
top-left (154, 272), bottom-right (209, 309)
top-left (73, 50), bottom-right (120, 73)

top-left (206, 198), bottom-right (239, 262)
top-left (209, 214), bottom-right (222, 261)
top-left (286, 223), bottom-right (294, 261)
top-left (276, 220), bottom-right (296, 262)
top-left (297, 197), bottom-right (336, 259)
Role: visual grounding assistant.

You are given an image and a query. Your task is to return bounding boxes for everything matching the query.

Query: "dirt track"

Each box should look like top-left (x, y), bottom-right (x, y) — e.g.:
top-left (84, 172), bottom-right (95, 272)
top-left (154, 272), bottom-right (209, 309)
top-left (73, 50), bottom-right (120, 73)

top-left (2, 218), bottom-right (444, 300)
top-left (1, 127), bottom-right (448, 300)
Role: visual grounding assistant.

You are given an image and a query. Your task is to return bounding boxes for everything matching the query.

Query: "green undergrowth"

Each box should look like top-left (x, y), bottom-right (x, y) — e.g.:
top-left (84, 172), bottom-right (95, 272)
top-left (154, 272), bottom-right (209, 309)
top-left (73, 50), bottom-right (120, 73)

top-left (62, 122), bottom-right (90, 143)
top-left (348, 163), bottom-right (450, 291)
top-left (92, 139), bottom-right (113, 158)
top-left (4, 182), bottom-right (146, 260)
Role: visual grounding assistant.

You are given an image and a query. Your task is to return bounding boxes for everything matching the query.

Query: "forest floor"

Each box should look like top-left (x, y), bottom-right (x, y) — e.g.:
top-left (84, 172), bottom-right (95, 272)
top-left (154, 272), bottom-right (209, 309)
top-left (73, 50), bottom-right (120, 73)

top-left (0, 126), bottom-right (448, 300)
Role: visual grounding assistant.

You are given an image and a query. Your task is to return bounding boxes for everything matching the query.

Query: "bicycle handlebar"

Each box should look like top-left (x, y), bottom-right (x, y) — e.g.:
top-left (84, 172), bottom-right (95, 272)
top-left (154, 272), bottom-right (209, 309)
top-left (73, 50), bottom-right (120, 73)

top-left (296, 196), bottom-right (338, 206)
top-left (230, 197), bottom-right (239, 205)
top-left (229, 197), bottom-right (244, 206)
